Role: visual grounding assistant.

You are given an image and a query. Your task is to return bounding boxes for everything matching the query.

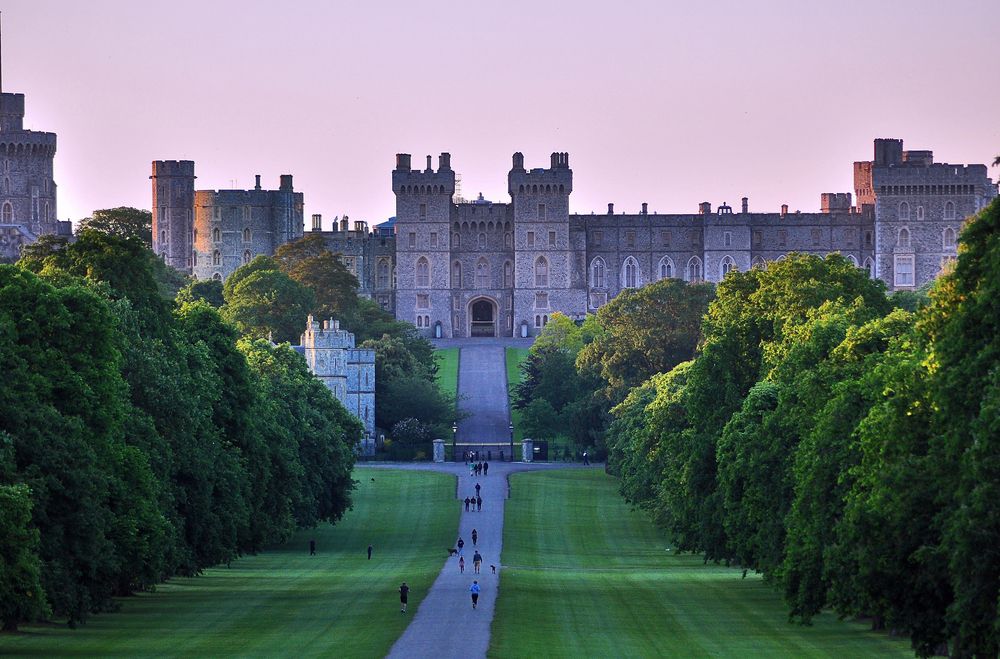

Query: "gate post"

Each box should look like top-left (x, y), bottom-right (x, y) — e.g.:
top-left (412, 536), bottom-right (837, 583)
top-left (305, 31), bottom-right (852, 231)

top-left (521, 439), bottom-right (534, 463)
top-left (433, 439), bottom-right (445, 463)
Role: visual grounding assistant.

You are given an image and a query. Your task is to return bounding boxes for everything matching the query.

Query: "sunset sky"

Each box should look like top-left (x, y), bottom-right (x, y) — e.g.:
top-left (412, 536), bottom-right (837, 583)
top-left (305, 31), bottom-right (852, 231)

top-left (5, 0), bottom-right (999, 227)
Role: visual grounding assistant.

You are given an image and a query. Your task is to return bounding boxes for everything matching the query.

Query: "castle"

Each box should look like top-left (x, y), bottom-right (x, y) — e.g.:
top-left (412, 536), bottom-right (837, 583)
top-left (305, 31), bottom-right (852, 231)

top-left (293, 316), bottom-right (376, 445)
top-left (153, 138), bottom-right (996, 339)
top-left (0, 91), bottom-right (70, 262)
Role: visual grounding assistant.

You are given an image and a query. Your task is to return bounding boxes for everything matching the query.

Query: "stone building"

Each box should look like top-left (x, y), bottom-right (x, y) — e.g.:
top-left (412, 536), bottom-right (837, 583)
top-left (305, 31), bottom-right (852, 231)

top-left (294, 315), bottom-right (376, 443)
top-left (150, 162), bottom-right (304, 279)
top-left (0, 91), bottom-right (70, 261)
top-left (391, 141), bottom-right (995, 338)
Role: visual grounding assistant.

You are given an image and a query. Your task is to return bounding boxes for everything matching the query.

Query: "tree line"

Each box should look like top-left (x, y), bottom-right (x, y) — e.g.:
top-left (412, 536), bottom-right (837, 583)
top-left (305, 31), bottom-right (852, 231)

top-left (519, 199), bottom-right (1000, 657)
top-left (0, 216), bottom-right (368, 630)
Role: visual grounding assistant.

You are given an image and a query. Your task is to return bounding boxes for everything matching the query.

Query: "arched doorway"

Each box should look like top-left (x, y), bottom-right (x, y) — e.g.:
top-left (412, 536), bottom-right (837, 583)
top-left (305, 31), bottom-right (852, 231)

top-left (469, 298), bottom-right (497, 337)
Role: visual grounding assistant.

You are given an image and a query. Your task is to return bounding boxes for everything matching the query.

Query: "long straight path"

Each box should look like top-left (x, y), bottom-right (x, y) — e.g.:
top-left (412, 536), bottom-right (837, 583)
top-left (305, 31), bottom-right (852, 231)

top-left (455, 344), bottom-right (510, 444)
top-left (376, 461), bottom-right (584, 659)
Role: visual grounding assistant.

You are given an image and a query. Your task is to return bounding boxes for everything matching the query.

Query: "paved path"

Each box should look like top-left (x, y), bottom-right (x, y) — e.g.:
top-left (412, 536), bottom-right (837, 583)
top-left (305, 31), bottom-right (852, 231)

top-left (455, 344), bottom-right (510, 444)
top-left (374, 461), bottom-right (585, 659)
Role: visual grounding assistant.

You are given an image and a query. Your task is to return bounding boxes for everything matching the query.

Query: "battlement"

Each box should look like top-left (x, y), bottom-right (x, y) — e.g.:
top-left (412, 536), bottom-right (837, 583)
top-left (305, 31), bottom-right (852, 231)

top-left (392, 153), bottom-right (456, 195)
top-left (508, 152), bottom-right (573, 195)
top-left (821, 192), bottom-right (853, 213)
top-left (301, 315), bottom-right (357, 349)
top-left (0, 93), bottom-right (25, 132)
top-left (151, 160), bottom-right (196, 178)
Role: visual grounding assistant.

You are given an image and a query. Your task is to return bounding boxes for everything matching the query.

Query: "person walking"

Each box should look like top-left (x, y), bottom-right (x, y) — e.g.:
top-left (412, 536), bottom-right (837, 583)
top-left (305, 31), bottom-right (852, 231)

top-left (470, 580), bottom-right (480, 609)
top-left (464, 496), bottom-right (470, 511)
top-left (309, 539), bottom-right (316, 556)
top-left (368, 544), bottom-right (373, 560)
top-left (457, 537), bottom-right (465, 555)
top-left (477, 495), bottom-right (482, 511)
top-left (399, 582), bottom-right (409, 613)
top-left (483, 461), bottom-right (489, 476)
top-left (473, 550), bottom-right (483, 574)
top-left (459, 556), bottom-right (465, 574)
top-left (583, 450), bottom-right (590, 466)
top-left (471, 528), bottom-right (478, 546)
top-left (475, 482), bottom-right (481, 497)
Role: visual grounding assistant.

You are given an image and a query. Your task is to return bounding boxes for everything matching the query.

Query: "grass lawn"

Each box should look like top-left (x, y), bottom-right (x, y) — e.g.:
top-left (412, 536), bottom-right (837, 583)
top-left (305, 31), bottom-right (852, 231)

top-left (0, 468), bottom-right (457, 658)
top-left (435, 347), bottom-right (460, 399)
top-left (505, 346), bottom-right (529, 441)
top-left (491, 469), bottom-right (911, 658)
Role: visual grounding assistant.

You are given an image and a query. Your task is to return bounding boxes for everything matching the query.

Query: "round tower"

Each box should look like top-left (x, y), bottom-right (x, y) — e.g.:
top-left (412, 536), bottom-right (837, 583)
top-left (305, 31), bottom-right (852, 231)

top-left (151, 160), bottom-right (195, 272)
top-left (0, 92), bottom-right (58, 235)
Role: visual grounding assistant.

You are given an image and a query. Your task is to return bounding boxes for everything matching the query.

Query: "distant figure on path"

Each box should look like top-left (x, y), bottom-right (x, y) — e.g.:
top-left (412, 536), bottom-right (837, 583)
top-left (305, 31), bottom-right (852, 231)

top-left (475, 482), bottom-right (481, 496)
top-left (470, 581), bottom-right (480, 609)
top-left (368, 544), bottom-right (373, 560)
top-left (457, 537), bottom-right (465, 555)
top-left (310, 539), bottom-right (316, 555)
top-left (500, 450), bottom-right (505, 462)
top-left (459, 556), bottom-right (465, 573)
top-left (483, 462), bottom-right (489, 476)
top-left (473, 551), bottom-right (483, 574)
top-left (471, 528), bottom-right (478, 546)
top-left (477, 496), bottom-right (482, 511)
top-left (583, 451), bottom-right (590, 465)
top-left (464, 496), bottom-right (470, 511)
top-left (399, 582), bottom-right (409, 613)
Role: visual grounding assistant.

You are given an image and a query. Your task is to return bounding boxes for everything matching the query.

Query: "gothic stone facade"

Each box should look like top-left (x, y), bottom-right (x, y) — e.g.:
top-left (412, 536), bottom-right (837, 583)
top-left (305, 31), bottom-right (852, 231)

top-left (295, 316), bottom-right (376, 440)
top-left (393, 141), bottom-right (996, 338)
top-left (151, 163), bottom-right (304, 278)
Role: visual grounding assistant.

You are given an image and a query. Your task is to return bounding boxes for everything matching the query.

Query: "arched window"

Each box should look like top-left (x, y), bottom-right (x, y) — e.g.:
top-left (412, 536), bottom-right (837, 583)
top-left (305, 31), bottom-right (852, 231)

top-left (416, 315), bottom-right (424, 328)
top-left (657, 256), bottom-right (673, 280)
top-left (452, 261), bottom-right (462, 288)
top-left (687, 256), bottom-right (703, 282)
top-left (212, 250), bottom-right (221, 266)
top-left (378, 259), bottom-right (390, 288)
top-left (475, 257), bottom-right (489, 289)
top-left (846, 254), bottom-right (859, 267)
top-left (212, 272), bottom-right (222, 281)
top-left (503, 260), bottom-right (513, 288)
top-left (192, 251), bottom-right (198, 267)
top-left (943, 227), bottom-right (956, 249)
top-left (591, 257), bottom-right (606, 289)
top-left (622, 256), bottom-right (639, 289)
top-left (478, 233), bottom-right (486, 249)
top-left (898, 227), bottom-right (911, 248)
top-left (863, 257), bottom-right (875, 279)
top-left (916, 206), bottom-right (924, 221)
top-left (534, 256), bottom-right (549, 287)
top-left (160, 229), bottom-right (166, 244)
top-left (944, 201), bottom-right (956, 220)
top-left (751, 256), bottom-right (767, 270)
top-left (416, 256), bottom-right (430, 287)
top-left (452, 232), bottom-right (460, 247)
top-left (243, 227), bottom-right (251, 242)
top-left (720, 255), bottom-right (737, 278)
top-left (2, 201), bottom-right (12, 222)
top-left (504, 232), bottom-right (512, 248)
top-left (899, 202), bottom-right (910, 221)
top-left (243, 250), bottom-right (252, 265)
top-left (3, 177), bottom-right (9, 194)
top-left (212, 227), bottom-right (221, 242)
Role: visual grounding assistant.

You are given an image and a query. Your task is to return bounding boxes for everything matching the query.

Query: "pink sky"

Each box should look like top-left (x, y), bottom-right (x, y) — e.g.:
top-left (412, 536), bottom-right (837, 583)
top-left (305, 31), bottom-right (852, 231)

top-left (5, 0), bottom-right (999, 227)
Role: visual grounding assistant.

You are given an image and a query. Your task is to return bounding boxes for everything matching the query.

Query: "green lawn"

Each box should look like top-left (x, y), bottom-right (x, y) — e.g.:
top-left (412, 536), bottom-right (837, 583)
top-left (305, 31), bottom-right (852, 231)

top-left (436, 347), bottom-right (459, 399)
top-left (491, 469), bottom-right (911, 658)
top-left (1, 468), bottom-right (457, 658)
top-left (505, 347), bottom-right (529, 441)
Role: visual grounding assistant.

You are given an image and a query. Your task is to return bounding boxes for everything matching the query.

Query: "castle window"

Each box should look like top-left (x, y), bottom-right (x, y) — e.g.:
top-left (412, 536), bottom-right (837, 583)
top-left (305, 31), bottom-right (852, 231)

top-left (430, 232), bottom-right (438, 248)
top-left (452, 261), bottom-right (462, 288)
top-left (846, 254), bottom-right (859, 267)
top-left (503, 260), bottom-right (513, 287)
top-left (416, 315), bottom-right (424, 328)
top-left (535, 292), bottom-right (549, 309)
top-left (212, 272), bottom-right (222, 281)
top-left (591, 257), bottom-right (606, 289)
top-left (626, 231), bottom-right (636, 248)
top-left (506, 294), bottom-right (513, 311)
top-left (213, 250), bottom-right (221, 266)
top-left (720, 255), bottom-right (737, 278)
top-left (452, 232), bottom-right (461, 248)
top-left (662, 230), bottom-right (671, 246)
top-left (243, 250), bottom-right (252, 265)
top-left (723, 231), bottom-right (732, 247)
top-left (344, 257), bottom-right (356, 274)
top-left (213, 227), bottom-right (221, 242)
top-left (243, 227), bottom-right (251, 242)
top-left (864, 231), bottom-right (873, 247)
top-left (811, 228), bottom-right (821, 246)
top-left (538, 203), bottom-right (546, 220)
top-left (534, 256), bottom-right (549, 287)
top-left (161, 229), bottom-right (167, 244)
top-left (898, 227), bottom-right (911, 248)
top-left (475, 258), bottom-right (489, 288)
top-left (419, 203), bottom-right (427, 218)
top-left (214, 207), bottom-right (221, 220)
top-left (894, 254), bottom-right (915, 287)
top-left (690, 229), bottom-right (701, 245)
top-left (504, 232), bottom-right (512, 248)
top-left (527, 231), bottom-right (535, 248)
top-left (751, 256), bottom-right (766, 270)
top-left (899, 202), bottom-right (910, 221)
top-left (193, 251), bottom-right (198, 267)
top-left (687, 256), bottom-right (703, 282)
top-left (415, 257), bottom-right (430, 287)
top-left (408, 232), bottom-right (416, 249)
top-left (622, 256), bottom-right (639, 289)
top-left (944, 201), bottom-right (956, 220)
top-left (943, 227), bottom-right (956, 249)
top-left (478, 233), bottom-right (486, 249)
top-left (535, 315), bottom-right (542, 328)
top-left (593, 231), bottom-right (603, 246)
top-left (416, 294), bottom-right (430, 309)
top-left (916, 206), bottom-right (924, 221)
top-left (378, 259), bottom-right (390, 288)
top-left (3, 177), bottom-right (9, 194)
top-left (548, 230), bottom-right (556, 246)
top-left (776, 229), bottom-right (786, 247)
top-left (864, 257), bottom-right (875, 279)
top-left (752, 231), bottom-right (762, 247)
top-left (657, 256), bottom-right (673, 280)
top-left (242, 206), bottom-right (251, 221)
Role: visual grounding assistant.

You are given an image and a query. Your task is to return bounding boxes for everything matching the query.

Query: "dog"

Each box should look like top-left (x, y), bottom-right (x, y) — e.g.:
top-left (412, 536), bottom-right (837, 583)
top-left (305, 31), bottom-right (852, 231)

top-left (448, 548), bottom-right (458, 557)
top-left (490, 564), bottom-right (496, 574)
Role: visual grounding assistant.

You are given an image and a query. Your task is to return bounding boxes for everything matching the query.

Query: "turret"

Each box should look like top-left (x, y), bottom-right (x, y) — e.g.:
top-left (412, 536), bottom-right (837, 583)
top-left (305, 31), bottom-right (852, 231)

top-left (151, 160), bottom-right (196, 272)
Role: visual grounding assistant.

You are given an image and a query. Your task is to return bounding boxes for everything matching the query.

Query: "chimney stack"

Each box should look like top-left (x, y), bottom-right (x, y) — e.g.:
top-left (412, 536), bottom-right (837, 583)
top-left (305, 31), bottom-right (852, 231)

top-left (741, 197), bottom-right (748, 213)
top-left (439, 152), bottom-right (451, 171)
top-left (780, 204), bottom-right (788, 218)
top-left (699, 202), bottom-right (712, 215)
top-left (279, 174), bottom-right (293, 191)
top-left (426, 155), bottom-right (433, 172)
top-left (608, 203), bottom-right (614, 215)
top-left (395, 153), bottom-right (412, 171)
top-left (641, 202), bottom-right (648, 215)
top-left (255, 174), bottom-right (261, 191)
top-left (311, 214), bottom-right (322, 232)
top-left (512, 152), bottom-right (524, 171)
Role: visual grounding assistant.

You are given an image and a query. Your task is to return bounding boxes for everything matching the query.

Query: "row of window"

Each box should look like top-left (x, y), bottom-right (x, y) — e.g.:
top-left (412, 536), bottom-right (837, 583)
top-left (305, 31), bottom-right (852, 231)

top-left (1, 200), bottom-right (51, 223)
top-left (898, 201), bottom-right (957, 220)
top-left (882, 185), bottom-right (973, 196)
top-left (896, 226), bottom-right (957, 248)
top-left (191, 250), bottom-right (255, 267)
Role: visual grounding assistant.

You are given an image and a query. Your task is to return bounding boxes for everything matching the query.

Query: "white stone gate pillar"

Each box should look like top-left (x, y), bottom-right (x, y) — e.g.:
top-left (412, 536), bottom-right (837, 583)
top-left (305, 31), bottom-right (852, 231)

top-left (433, 439), bottom-right (445, 463)
top-left (521, 439), bottom-right (534, 463)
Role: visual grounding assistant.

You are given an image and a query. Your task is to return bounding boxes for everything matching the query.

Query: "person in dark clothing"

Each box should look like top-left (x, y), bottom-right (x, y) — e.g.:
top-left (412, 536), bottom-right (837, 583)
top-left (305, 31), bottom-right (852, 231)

top-left (457, 537), bottom-right (465, 555)
top-left (473, 551), bottom-right (483, 574)
top-left (309, 539), bottom-right (316, 555)
top-left (583, 451), bottom-right (590, 465)
top-left (476, 495), bottom-right (482, 511)
top-left (464, 496), bottom-right (470, 511)
top-left (471, 528), bottom-right (478, 546)
top-left (399, 582), bottom-right (409, 613)
top-left (483, 462), bottom-right (489, 476)
top-left (475, 482), bottom-right (481, 496)
top-left (368, 544), bottom-right (373, 560)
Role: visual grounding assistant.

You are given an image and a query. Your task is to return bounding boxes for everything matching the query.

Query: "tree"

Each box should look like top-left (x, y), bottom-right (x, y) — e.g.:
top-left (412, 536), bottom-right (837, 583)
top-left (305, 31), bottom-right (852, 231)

top-left (221, 257), bottom-right (315, 343)
top-left (176, 279), bottom-right (225, 307)
top-left (77, 207), bottom-right (152, 246)
top-left (273, 234), bottom-right (360, 320)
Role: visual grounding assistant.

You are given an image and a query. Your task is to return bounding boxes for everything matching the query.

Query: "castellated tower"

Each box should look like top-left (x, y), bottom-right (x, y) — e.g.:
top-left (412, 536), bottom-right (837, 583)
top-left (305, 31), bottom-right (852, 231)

top-left (393, 153), bottom-right (455, 337)
top-left (0, 92), bottom-right (60, 236)
top-left (151, 160), bottom-right (196, 272)
top-left (509, 152), bottom-right (586, 336)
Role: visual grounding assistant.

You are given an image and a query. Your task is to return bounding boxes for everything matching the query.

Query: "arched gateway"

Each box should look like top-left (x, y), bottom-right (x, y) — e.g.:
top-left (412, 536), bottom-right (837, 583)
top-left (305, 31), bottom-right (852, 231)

top-left (469, 297), bottom-right (497, 337)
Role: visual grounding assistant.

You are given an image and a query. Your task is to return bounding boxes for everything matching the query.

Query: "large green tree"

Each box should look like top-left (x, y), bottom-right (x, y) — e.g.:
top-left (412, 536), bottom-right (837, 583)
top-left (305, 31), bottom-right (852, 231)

top-left (221, 256), bottom-right (315, 343)
top-left (77, 207), bottom-right (152, 246)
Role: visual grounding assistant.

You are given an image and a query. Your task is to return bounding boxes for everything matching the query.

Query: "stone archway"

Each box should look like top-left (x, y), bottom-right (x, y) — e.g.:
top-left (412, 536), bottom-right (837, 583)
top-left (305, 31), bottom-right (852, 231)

top-left (469, 297), bottom-right (497, 337)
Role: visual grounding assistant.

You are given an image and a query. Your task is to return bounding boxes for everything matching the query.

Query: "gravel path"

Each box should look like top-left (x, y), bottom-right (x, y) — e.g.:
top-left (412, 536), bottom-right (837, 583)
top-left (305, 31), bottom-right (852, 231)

top-left (455, 345), bottom-right (510, 444)
top-left (372, 461), bottom-right (586, 659)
